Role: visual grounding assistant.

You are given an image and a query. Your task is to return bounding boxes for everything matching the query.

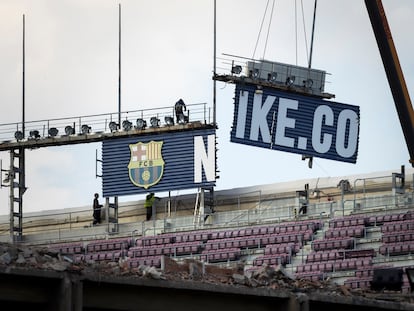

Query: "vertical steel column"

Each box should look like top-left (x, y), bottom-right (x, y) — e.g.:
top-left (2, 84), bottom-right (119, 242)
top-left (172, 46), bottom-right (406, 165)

top-left (9, 148), bottom-right (25, 242)
top-left (18, 148), bottom-right (25, 239)
top-left (8, 151), bottom-right (14, 242)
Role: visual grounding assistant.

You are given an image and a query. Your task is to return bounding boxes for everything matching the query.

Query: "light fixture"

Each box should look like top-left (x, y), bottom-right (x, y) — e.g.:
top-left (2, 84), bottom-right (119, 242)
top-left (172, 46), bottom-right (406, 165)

top-left (303, 78), bottom-right (313, 88)
top-left (136, 118), bottom-right (146, 130)
top-left (286, 76), bottom-right (295, 86)
top-left (150, 117), bottom-right (160, 128)
top-left (312, 189), bottom-right (321, 199)
top-left (164, 116), bottom-right (174, 126)
top-left (122, 120), bottom-right (133, 131)
top-left (231, 65), bottom-right (242, 75)
top-left (48, 127), bottom-right (59, 137)
top-left (267, 72), bottom-right (277, 82)
top-left (29, 130), bottom-right (40, 140)
top-left (251, 68), bottom-right (260, 79)
top-left (285, 75), bottom-right (295, 86)
top-left (81, 124), bottom-right (91, 135)
top-left (64, 125), bottom-right (75, 135)
top-left (109, 121), bottom-right (118, 132)
top-left (14, 131), bottom-right (24, 141)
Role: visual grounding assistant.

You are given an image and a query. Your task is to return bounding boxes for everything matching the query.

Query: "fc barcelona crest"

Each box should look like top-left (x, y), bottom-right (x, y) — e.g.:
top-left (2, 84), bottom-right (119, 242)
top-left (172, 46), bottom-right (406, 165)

top-left (128, 141), bottom-right (164, 189)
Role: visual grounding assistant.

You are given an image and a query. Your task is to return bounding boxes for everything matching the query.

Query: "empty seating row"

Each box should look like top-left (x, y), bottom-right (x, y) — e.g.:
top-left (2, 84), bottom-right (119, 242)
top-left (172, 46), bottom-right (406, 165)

top-left (204, 231), bottom-right (313, 251)
top-left (379, 241), bottom-right (414, 256)
top-left (306, 248), bottom-right (375, 263)
top-left (137, 234), bottom-right (175, 247)
top-left (329, 216), bottom-right (365, 228)
top-left (49, 242), bottom-right (84, 254)
top-left (208, 222), bottom-right (318, 240)
top-left (135, 221), bottom-right (321, 248)
top-left (296, 257), bottom-right (372, 273)
top-left (295, 271), bottom-right (323, 281)
top-left (324, 226), bottom-right (365, 239)
top-left (312, 237), bottom-right (354, 251)
top-left (354, 265), bottom-right (392, 278)
top-left (86, 238), bottom-right (131, 253)
top-left (365, 212), bottom-right (409, 227)
top-left (253, 253), bottom-right (291, 266)
top-left (344, 248), bottom-right (376, 259)
top-left (382, 230), bottom-right (414, 244)
top-left (381, 220), bottom-right (414, 233)
top-left (344, 277), bottom-right (372, 290)
top-left (128, 242), bottom-right (202, 258)
top-left (264, 243), bottom-right (299, 256)
top-left (127, 256), bottom-right (162, 268)
top-left (200, 248), bottom-right (241, 263)
top-left (81, 251), bottom-right (125, 262)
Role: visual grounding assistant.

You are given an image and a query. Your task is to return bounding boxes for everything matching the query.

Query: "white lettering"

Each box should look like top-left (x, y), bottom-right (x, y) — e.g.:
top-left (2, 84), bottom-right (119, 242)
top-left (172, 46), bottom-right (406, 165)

top-left (194, 135), bottom-right (215, 183)
top-left (312, 105), bottom-right (333, 153)
top-left (274, 98), bottom-right (298, 148)
top-left (249, 93), bottom-right (274, 142)
top-left (235, 91), bottom-right (248, 138)
top-left (336, 109), bottom-right (359, 157)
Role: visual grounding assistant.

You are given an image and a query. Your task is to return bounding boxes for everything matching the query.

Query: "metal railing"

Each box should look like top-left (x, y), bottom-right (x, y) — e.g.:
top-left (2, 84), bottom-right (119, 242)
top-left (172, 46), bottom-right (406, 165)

top-left (0, 102), bottom-right (211, 143)
top-left (0, 190), bottom-right (412, 244)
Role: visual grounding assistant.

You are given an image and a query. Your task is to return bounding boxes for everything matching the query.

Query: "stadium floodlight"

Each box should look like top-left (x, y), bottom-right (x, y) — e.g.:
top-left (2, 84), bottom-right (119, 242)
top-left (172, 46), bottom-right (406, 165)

top-left (122, 120), bottom-right (133, 131)
top-left (136, 118), bottom-right (146, 130)
top-left (303, 78), bottom-right (313, 88)
top-left (109, 121), bottom-right (118, 132)
top-left (251, 68), bottom-right (260, 79)
top-left (81, 124), bottom-right (91, 135)
top-left (29, 130), bottom-right (40, 140)
top-left (164, 116), bottom-right (174, 126)
top-left (267, 72), bottom-right (277, 82)
top-left (48, 127), bottom-right (59, 137)
top-left (64, 125), bottom-right (75, 135)
top-left (231, 65), bottom-right (242, 75)
top-left (14, 131), bottom-right (24, 141)
top-left (285, 75), bottom-right (295, 86)
top-left (150, 117), bottom-right (160, 128)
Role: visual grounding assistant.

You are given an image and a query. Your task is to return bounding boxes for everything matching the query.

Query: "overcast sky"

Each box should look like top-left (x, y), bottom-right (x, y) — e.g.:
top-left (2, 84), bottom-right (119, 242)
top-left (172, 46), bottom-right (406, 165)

top-left (0, 0), bottom-right (413, 215)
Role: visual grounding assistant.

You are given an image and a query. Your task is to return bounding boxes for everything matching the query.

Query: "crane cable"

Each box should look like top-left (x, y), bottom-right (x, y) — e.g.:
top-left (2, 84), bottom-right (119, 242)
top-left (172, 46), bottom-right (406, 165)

top-left (300, 0), bottom-right (310, 67)
top-left (253, 0), bottom-right (317, 67)
top-left (252, 0), bottom-right (276, 60)
top-left (295, 0), bottom-right (313, 66)
top-left (262, 0), bottom-right (276, 60)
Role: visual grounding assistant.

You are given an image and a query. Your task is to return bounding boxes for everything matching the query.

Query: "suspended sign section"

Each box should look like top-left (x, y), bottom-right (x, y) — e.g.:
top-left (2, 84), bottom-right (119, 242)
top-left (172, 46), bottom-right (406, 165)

top-left (231, 84), bottom-right (360, 163)
top-left (102, 128), bottom-right (216, 197)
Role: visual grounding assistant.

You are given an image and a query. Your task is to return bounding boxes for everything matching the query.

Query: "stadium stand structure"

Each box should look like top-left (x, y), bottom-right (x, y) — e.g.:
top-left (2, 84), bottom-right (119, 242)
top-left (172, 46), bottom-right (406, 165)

top-left (1, 168), bottom-right (414, 310)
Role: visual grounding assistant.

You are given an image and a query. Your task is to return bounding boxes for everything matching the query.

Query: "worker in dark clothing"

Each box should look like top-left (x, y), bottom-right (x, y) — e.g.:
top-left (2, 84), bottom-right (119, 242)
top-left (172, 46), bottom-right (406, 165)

top-left (93, 193), bottom-right (103, 225)
top-left (174, 98), bottom-right (187, 124)
top-left (298, 203), bottom-right (307, 215)
top-left (144, 192), bottom-right (160, 221)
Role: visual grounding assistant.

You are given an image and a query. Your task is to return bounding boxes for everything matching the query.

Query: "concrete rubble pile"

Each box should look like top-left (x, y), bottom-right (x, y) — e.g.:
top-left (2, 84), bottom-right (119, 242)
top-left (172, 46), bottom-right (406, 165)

top-left (0, 242), bottom-right (413, 304)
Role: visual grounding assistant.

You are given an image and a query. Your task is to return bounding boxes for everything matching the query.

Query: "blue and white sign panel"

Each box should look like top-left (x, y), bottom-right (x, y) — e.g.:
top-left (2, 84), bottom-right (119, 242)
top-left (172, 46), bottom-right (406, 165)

top-left (231, 84), bottom-right (360, 163)
top-left (102, 128), bottom-right (216, 197)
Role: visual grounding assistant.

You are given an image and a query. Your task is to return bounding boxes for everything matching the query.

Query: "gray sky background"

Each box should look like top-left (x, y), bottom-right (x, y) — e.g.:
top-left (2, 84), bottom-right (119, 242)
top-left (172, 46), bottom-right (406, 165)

top-left (0, 0), bottom-right (413, 214)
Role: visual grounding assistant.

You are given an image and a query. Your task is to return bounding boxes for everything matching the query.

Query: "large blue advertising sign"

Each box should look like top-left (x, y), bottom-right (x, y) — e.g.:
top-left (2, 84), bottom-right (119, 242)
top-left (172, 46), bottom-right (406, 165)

top-left (102, 128), bottom-right (216, 197)
top-left (231, 83), bottom-right (360, 163)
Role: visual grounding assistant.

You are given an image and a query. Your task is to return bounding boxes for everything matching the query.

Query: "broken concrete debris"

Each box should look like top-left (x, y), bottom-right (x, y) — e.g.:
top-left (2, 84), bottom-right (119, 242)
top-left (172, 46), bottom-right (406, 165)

top-left (0, 242), bottom-right (412, 305)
